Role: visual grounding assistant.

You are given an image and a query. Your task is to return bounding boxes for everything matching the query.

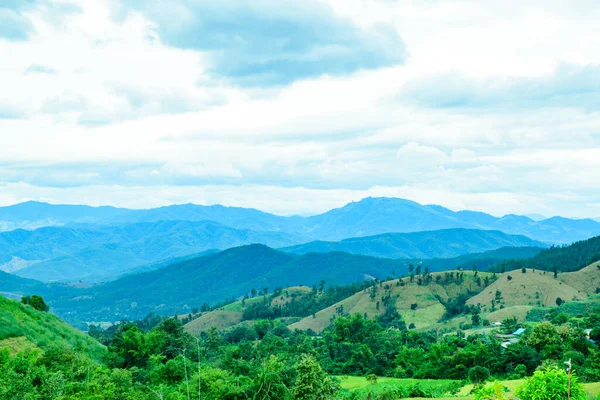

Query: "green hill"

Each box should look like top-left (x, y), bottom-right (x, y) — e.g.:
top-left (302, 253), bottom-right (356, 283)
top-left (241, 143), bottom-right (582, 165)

top-left (40, 245), bottom-right (410, 325)
top-left (0, 295), bottom-right (104, 360)
top-left (281, 229), bottom-right (545, 259)
top-left (496, 234), bottom-right (600, 272)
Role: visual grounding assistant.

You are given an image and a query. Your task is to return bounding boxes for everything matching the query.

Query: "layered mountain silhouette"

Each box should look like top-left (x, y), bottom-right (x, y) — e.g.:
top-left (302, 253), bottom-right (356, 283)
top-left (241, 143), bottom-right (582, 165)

top-left (281, 228), bottom-right (544, 259)
top-left (2, 197), bottom-right (598, 244)
top-left (1, 197), bottom-right (599, 284)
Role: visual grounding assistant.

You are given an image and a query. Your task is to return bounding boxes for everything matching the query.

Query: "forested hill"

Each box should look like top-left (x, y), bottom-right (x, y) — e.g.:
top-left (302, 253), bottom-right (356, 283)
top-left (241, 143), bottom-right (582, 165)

top-left (495, 234), bottom-right (600, 272)
top-left (43, 244), bottom-right (413, 324)
top-left (281, 228), bottom-right (544, 259)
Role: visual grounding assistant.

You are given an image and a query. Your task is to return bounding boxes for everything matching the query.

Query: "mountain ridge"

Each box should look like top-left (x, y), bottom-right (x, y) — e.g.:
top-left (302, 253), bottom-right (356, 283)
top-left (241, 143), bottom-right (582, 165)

top-left (2, 197), bottom-right (598, 244)
top-left (281, 228), bottom-right (545, 259)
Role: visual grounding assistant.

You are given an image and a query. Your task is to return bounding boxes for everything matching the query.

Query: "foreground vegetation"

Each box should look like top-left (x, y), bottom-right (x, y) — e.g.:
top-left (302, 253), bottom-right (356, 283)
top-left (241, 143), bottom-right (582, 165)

top-left (3, 286), bottom-right (600, 399)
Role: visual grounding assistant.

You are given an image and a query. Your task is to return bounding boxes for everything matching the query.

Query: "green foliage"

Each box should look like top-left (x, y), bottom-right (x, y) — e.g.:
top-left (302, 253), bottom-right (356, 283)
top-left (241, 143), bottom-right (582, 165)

top-left (474, 382), bottom-right (509, 400)
top-left (293, 354), bottom-right (337, 400)
top-left (20, 295), bottom-right (49, 312)
top-left (0, 296), bottom-right (104, 360)
top-left (527, 322), bottom-right (559, 352)
top-left (516, 367), bottom-right (586, 400)
top-left (6, 270), bottom-right (600, 400)
top-left (496, 235), bottom-right (600, 273)
top-left (468, 365), bottom-right (490, 384)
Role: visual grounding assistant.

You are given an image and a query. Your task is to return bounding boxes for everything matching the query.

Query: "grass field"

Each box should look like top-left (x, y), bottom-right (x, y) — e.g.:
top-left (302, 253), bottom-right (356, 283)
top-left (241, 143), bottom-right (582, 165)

top-left (337, 376), bottom-right (600, 399)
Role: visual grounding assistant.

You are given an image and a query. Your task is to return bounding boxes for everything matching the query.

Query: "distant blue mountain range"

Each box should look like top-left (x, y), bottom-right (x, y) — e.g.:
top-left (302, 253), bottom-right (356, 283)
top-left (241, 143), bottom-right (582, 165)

top-left (0, 197), bottom-right (598, 283)
top-left (1, 197), bottom-right (598, 244)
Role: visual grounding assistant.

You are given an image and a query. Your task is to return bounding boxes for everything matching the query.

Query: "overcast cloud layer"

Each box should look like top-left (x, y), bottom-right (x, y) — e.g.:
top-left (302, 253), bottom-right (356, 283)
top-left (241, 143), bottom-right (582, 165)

top-left (1, 0), bottom-right (600, 217)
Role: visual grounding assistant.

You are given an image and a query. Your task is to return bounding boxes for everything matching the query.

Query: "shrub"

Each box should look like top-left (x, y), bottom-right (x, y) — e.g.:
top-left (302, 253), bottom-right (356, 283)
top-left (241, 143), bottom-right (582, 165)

top-left (21, 295), bottom-right (50, 312)
top-left (474, 382), bottom-right (508, 400)
top-left (516, 367), bottom-right (585, 400)
top-left (468, 366), bottom-right (490, 385)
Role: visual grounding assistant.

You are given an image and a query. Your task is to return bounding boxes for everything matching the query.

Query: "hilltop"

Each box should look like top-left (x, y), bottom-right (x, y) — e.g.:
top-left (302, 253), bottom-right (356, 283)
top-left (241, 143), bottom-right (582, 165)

top-left (1, 230), bottom-right (597, 327)
top-left (182, 270), bottom-right (493, 335)
top-left (184, 286), bottom-right (315, 336)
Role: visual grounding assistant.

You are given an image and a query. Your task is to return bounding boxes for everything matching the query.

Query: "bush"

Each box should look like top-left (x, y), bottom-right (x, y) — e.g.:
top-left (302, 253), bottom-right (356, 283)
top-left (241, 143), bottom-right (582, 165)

top-left (474, 382), bottom-right (508, 400)
top-left (516, 367), bottom-right (585, 400)
top-left (513, 364), bottom-right (527, 378)
top-left (468, 366), bottom-right (490, 384)
top-left (21, 295), bottom-right (49, 312)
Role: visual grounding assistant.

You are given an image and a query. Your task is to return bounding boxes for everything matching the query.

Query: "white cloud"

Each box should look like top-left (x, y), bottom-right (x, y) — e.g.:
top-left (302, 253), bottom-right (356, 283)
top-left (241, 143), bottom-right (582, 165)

top-left (1, 0), bottom-right (600, 218)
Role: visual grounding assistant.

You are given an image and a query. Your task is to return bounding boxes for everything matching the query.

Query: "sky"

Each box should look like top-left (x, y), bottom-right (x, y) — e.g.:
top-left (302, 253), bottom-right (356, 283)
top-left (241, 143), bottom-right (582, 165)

top-left (1, 0), bottom-right (600, 217)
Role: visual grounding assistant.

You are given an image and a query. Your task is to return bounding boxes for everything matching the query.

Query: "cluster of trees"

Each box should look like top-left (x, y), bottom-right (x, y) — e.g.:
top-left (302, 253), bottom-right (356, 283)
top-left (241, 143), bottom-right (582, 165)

top-left (1, 317), bottom-right (337, 399)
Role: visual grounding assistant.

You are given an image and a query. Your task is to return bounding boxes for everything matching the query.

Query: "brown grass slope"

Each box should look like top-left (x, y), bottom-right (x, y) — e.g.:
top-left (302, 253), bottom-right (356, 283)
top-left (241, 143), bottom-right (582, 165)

top-left (467, 265), bottom-right (598, 312)
top-left (289, 272), bottom-right (489, 333)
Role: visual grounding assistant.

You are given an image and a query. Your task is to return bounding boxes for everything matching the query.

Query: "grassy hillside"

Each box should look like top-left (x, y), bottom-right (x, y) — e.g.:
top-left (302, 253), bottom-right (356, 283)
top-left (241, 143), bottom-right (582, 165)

top-left (468, 271), bottom-right (585, 310)
top-left (184, 286), bottom-right (312, 335)
top-left (290, 271), bottom-right (489, 332)
top-left (469, 263), bottom-right (598, 313)
top-left (281, 229), bottom-right (544, 259)
top-left (559, 261), bottom-right (600, 294)
top-left (0, 295), bottom-right (104, 360)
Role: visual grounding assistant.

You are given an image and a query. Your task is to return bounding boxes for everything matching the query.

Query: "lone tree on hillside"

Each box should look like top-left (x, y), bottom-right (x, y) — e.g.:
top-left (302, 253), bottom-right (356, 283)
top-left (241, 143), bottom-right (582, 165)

top-left (21, 295), bottom-right (49, 312)
top-left (468, 366), bottom-right (490, 385)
